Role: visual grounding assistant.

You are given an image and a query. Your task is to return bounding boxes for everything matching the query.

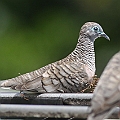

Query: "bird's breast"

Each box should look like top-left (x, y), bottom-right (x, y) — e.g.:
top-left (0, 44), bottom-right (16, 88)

top-left (83, 64), bottom-right (95, 82)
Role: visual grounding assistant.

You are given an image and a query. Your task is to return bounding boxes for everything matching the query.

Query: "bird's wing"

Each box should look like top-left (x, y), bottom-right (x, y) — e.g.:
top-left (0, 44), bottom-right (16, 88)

top-left (0, 59), bottom-right (90, 93)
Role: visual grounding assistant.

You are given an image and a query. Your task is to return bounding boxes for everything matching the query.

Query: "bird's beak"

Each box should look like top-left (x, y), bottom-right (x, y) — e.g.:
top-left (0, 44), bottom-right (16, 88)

top-left (100, 32), bottom-right (110, 40)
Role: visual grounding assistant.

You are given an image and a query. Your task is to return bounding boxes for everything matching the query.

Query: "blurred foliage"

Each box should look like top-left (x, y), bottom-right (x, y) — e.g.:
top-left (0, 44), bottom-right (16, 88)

top-left (0, 0), bottom-right (119, 79)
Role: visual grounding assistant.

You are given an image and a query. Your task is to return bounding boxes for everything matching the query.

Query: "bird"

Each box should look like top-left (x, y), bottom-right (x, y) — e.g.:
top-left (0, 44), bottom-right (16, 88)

top-left (0, 22), bottom-right (110, 94)
top-left (87, 51), bottom-right (120, 120)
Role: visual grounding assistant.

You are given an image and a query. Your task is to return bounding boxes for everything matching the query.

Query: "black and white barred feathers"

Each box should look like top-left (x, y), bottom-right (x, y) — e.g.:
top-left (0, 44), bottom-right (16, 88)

top-left (0, 22), bottom-right (110, 93)
top-left (88, 52), bottom-right (120, 120)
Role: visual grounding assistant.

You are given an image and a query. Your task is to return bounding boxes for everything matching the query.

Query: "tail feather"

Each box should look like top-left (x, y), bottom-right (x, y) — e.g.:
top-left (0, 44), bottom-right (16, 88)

top-left (0, 79), bottom-right (18, 89)
top-left (0, 80), bottom-right (11, 89)
top-left (0, 80), bottom-right (7, 86)
top-left (0, 80), bottom-right (11, 87)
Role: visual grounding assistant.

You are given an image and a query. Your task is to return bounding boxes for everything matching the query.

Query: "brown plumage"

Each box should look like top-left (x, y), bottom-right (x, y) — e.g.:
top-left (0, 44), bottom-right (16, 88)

top-left (0, 22), bottom-right (109, 93)
top-left (88, 52), bottom-right (120, 120)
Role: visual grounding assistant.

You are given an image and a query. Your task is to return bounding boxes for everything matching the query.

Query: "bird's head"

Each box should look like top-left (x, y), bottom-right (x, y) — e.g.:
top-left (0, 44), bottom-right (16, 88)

top-left (80, 22), bottom-right (110, 42)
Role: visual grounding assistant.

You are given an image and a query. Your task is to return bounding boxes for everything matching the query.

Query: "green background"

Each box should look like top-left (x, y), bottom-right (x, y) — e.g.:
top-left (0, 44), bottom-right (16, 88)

top-left (0, 0), bottom-right (119, 80)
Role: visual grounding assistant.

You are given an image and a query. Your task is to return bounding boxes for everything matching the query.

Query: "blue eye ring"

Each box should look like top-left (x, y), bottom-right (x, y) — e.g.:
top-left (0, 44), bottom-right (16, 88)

top-left (93, 26), bottom-right (99, 31)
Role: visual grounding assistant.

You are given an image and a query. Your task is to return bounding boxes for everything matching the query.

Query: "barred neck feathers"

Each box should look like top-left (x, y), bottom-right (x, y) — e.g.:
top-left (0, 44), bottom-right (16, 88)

top-left (71, 35), bottom-right (95, 72)
top-left (69, 22), bottom-right (110, 72)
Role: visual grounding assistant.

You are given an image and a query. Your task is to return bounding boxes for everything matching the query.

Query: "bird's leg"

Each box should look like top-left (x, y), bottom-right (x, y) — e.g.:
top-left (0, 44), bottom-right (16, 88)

top-left (19, 91), bottom-right (29, 101)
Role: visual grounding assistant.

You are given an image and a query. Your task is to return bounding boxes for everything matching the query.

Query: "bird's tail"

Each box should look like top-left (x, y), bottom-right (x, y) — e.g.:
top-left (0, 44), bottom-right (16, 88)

top-left (0, 80), bottom-right (12, 89)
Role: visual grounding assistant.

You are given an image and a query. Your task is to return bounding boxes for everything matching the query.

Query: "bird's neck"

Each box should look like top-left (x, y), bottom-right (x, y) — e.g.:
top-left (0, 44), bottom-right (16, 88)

top-left (71, 35), bottom-right (96, 72)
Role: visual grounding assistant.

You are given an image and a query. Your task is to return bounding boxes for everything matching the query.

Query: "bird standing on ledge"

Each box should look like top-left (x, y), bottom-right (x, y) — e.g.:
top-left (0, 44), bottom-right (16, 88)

top-left (0, 22), bottom-right (110, 94)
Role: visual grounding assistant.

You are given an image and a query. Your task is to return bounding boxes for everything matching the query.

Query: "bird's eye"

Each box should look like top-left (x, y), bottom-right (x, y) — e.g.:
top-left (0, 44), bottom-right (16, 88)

top-left (93, 26), bottom-right (99, 31)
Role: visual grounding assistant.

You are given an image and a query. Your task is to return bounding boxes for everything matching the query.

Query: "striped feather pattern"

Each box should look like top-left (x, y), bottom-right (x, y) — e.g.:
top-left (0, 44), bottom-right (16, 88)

top-left (0, 22), bottom-right (109, 93)
top-left (88, 52), bottom-right (120, 120)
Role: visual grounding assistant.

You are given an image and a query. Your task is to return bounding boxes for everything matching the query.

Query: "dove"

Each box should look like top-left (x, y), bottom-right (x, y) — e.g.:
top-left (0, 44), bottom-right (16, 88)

top-left (0, 22), bottom-right (110, 94)
top-left (88, 52), bottom-right (120, 120)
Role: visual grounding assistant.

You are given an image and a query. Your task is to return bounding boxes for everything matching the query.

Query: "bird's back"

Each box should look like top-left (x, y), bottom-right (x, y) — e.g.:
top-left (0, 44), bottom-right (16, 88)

top-left (0, 55), bottom-right (90, 93)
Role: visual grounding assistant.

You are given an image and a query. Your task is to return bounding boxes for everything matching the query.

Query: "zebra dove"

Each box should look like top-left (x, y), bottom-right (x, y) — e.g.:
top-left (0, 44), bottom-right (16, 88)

top-left (88, 52), bottom-right (120, 120)
top-left (0, 22), bottom-right (110, 93)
